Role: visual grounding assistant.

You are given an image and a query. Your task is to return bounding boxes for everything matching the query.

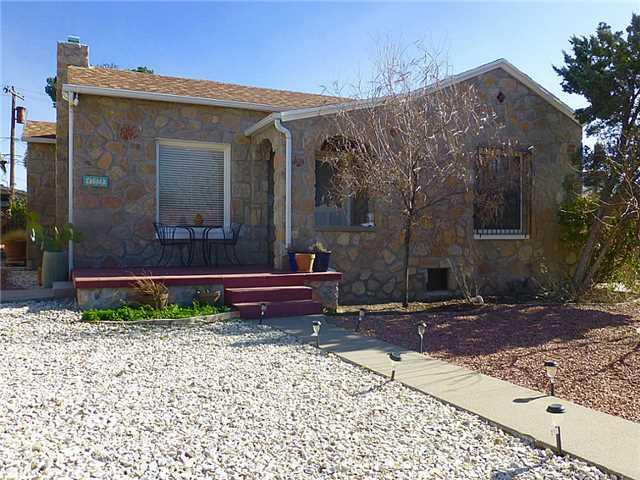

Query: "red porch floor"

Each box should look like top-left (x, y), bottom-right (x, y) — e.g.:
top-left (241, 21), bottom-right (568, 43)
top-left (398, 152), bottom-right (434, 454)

top-left (72, 266), bottom-right (342, 318)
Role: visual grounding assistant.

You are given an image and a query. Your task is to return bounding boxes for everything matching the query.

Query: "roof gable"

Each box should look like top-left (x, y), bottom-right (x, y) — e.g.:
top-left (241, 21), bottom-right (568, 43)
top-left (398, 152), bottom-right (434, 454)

top-left (245, 58), bottom-right (580, 135)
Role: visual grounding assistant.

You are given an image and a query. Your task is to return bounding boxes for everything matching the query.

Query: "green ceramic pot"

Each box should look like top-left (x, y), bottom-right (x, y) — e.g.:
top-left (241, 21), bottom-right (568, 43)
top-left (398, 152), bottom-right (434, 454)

top-left (41, 250), bottom-right (68, 288)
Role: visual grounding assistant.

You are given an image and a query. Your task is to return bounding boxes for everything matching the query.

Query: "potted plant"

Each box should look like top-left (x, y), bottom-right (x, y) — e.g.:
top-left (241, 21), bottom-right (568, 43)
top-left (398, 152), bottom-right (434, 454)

top-left (2, 198), bottom-right (27, 265)
top-left (295, 251), bottom-right (315, 273)
top-left (27, 212), bottom-right (83, 288)
top-left (287, 249), bottom-right (298, 272)
top-left (311, 241), bottom-right (332, 272)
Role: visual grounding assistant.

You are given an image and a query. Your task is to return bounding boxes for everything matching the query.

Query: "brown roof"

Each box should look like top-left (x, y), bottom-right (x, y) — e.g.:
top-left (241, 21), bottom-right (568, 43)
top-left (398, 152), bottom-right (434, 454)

top-left (22, 120), bottom-right (56, 140)
top-left (67, 66), bottom-right (345, 110)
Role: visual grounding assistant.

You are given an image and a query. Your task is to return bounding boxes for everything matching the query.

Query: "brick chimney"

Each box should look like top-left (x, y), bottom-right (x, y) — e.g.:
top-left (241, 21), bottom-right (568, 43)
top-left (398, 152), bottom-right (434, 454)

top-left (55, 38), bottom-right (89, 226)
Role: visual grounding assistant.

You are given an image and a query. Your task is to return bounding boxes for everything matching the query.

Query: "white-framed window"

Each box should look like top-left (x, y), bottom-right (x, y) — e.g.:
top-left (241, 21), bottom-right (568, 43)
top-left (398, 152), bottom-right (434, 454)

top-left (473, 146), bottom-right (532, 239)
top-left (156, 138), bottom-right (231, 231)
top-left (314, 137), bottom-right (374, 229)
top-left (314, 160), bottom-right (372, 227)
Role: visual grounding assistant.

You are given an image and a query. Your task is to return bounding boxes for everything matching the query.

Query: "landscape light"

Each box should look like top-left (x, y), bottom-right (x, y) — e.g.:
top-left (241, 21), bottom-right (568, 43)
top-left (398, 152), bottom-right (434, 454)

top-left (388, 351), bottom-right (402, 381)
top-left (546, 403), bottom-right (566, 455)
top-left (356, 308), bottom-right (365, 332)
top-left (259, 303), bottom-right (267, 324)
top-left (417, 322), bottom-right (427, 354)
top-left (312, 320), bottom-right (322, 348)
top-left (544, 360), bottom-right (559, 396)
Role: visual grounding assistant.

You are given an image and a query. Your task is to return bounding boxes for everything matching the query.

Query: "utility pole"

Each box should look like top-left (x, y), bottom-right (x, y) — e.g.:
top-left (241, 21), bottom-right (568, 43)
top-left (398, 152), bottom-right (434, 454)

top-left (3, 86), bottom-right (25, 203)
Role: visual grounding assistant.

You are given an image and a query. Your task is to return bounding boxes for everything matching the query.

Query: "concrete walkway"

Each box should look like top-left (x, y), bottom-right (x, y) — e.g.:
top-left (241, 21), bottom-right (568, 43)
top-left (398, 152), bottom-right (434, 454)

top-left (268, 314), bottom-right (640, 480)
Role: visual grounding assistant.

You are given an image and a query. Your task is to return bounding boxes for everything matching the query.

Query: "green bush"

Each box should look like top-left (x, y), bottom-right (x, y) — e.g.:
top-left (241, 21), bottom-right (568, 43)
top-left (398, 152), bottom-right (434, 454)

top-left (82, 302), bottom-right (230, 322)
top-left (559, 193), bottom-right (640, 291)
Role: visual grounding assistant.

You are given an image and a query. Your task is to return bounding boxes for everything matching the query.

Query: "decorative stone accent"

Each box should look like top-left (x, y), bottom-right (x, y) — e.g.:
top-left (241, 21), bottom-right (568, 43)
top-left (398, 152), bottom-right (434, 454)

top-left (305, 279), bottom-right (339, 310)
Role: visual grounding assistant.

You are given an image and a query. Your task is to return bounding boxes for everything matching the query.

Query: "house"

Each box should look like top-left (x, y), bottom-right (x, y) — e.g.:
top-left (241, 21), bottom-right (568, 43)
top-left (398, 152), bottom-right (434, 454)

top-left (25, 38), bottom-right (581, 306)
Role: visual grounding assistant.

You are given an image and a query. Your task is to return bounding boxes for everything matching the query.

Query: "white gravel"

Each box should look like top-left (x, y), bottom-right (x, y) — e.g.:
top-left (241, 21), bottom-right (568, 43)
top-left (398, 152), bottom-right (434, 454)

top-left (0, 300), bottom-right (613, 479)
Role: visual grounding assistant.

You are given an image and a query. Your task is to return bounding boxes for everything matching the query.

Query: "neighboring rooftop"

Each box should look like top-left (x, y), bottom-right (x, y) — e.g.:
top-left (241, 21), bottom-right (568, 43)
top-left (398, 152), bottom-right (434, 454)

top-left (66, 66), bottom-right (345, 110)
top-left (22, 120), bottom-right (56, 141)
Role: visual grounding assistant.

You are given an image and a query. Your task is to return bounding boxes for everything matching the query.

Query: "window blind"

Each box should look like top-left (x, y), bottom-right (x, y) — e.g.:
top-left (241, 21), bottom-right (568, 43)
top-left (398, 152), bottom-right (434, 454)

top-left (158, 143), bottom-right (225, 225)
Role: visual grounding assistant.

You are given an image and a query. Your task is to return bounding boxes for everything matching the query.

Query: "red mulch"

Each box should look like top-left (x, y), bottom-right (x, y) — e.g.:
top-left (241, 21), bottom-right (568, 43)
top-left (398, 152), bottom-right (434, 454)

top-left (330, 301), bottom-right (640, 423)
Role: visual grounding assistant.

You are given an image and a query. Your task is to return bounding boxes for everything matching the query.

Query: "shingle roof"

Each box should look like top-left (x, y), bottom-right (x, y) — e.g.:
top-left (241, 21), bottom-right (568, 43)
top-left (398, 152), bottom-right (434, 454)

top-left (22, 120), bottom-right (56, 140)
top-left (67, 66), bottom-right (345, 110)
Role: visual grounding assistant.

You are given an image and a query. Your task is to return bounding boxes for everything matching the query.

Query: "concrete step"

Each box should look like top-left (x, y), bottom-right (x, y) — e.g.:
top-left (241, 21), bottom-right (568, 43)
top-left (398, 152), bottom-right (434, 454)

top-left (1, 288), bottom-right (55, 303)
top-left (225, 286), bottom-right (313, 304)
top-left (233, 300), bottom-right (323, 319)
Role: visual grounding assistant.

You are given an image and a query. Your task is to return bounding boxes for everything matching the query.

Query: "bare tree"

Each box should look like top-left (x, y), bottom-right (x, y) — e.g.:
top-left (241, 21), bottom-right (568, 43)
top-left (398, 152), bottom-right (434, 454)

top-left (321, 42), bottom-right (508, 306)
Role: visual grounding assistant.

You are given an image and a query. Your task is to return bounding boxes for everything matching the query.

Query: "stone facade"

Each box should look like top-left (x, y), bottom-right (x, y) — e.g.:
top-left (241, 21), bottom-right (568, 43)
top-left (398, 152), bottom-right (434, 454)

top-left (71, 95), bottom-right (272, 267)
top-left (283, 68), bottom-right (582, 303)
top-left (44, 40), bottom-right (581, 304)
top-left (26, 142), bottom-right (56, 267)
top-left (56, 42), bottom-right (89, 227)
top-left (76, 283), bottom-right (224, 309)
top-left (304, 279), bottom-right (339, 311)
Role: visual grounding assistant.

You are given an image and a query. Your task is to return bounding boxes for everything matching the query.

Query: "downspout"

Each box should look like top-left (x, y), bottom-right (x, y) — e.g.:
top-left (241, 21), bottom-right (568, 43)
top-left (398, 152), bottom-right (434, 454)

top-left (67, 92), bottom-right (78, 273)
top-left (273, 118), bottom-right (292, 249)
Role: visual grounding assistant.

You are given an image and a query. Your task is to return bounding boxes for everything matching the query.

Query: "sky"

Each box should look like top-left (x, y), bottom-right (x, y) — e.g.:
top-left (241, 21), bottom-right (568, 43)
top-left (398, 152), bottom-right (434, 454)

top-left (1, 1), bottom-right (637, 191)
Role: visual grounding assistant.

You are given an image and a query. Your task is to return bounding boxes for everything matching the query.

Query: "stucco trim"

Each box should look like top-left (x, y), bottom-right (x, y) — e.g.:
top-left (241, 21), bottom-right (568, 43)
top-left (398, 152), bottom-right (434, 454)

top-left (62, 83), bottom-right (282, 113)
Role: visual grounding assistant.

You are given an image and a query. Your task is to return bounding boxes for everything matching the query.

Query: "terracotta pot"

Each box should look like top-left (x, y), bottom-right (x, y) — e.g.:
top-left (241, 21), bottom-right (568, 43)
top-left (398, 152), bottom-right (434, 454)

top-left (4, 240), bottom-right (26, 265)
top-left (295, 253), bottom-right (315, 273)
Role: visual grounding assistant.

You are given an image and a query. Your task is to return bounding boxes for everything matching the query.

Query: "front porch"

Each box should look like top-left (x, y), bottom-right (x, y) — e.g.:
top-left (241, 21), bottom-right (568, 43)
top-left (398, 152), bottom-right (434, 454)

top-left (72, 266), bottom-right (342, 318)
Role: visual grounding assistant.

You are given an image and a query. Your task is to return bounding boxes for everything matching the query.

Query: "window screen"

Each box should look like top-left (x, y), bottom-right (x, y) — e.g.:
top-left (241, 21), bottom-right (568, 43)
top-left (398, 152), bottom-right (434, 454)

top-left (158, 142), bottom-right (226, 226)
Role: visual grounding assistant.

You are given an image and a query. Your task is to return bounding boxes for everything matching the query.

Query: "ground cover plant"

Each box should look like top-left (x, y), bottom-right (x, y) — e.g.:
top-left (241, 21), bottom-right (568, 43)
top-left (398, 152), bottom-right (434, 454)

top-left (81, 302), bottom-right (230, 322)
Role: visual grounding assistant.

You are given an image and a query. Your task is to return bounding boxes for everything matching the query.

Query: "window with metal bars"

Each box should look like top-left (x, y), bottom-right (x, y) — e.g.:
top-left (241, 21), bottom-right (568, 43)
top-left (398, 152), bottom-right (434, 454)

top-left (473, 146), bottom-right (532, 238)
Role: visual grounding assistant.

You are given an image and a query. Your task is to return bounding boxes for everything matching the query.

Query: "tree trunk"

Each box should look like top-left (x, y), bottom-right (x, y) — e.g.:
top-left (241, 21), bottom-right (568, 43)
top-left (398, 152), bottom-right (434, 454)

top-left (572, 201), bottom-right (610, 294)
top-left (579, 214), bottom-right (630, 292)
top-left (402, 217), bottom-right (412, 308)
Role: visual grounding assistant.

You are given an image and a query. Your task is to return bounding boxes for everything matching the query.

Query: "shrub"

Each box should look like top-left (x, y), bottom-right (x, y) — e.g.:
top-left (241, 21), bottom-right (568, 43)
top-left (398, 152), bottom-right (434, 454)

top-left (133, 276), bottom-right (169, 309)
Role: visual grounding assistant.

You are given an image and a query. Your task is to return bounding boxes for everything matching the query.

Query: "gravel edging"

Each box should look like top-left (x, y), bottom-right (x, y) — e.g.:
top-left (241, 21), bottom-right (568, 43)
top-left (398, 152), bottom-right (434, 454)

top-left (79, 310), bottom-right (239, 326)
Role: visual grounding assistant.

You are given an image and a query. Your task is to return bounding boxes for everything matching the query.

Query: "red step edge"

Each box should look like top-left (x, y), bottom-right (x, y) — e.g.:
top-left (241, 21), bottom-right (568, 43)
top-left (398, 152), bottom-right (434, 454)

top-left (225, 286), bottom-right (313, 304)
top-left (233, 300), bottom-right (323, 319)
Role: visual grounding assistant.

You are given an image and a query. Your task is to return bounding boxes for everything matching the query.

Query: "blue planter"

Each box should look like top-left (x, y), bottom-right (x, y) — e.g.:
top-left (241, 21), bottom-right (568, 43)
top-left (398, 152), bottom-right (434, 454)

top-left (287, 252), bottom-right (298, 272)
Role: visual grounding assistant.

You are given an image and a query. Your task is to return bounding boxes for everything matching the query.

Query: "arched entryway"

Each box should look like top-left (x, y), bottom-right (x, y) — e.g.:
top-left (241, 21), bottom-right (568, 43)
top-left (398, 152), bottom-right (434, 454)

top-left (259, 139), bottom-right (276, 267)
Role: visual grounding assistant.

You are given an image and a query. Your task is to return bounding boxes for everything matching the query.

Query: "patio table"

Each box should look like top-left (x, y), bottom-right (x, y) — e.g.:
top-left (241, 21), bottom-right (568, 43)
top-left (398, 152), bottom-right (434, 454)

top-left (182, 225), bottom-right (226, 266)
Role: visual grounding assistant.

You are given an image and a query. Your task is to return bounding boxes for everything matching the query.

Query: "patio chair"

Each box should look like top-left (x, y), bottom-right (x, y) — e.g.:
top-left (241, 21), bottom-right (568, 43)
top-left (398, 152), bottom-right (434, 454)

top-left (205, 223), bottom-right (243, 266)
top-left (153, 223), bottom-right (194, 266)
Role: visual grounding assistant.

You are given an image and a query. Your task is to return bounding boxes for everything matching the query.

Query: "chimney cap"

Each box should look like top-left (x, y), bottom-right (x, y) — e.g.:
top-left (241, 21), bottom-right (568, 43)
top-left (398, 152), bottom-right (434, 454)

top-left (67, 35), bottom-right (81, 44)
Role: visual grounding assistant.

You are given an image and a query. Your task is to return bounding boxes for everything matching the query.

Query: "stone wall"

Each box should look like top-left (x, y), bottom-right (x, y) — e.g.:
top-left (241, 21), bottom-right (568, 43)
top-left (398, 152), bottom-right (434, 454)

top-left (56, 41), bottom-right (89, 228)
top-left (71, 95), bottom-right (271, 268)
top-left (251, 126), bottom-right (287, 269)
top-left (77, 283), bottom-right (224, 309)
top-left (26, 142), bottom-right (56, 267)
top-left (285, 68), bottom-right (582, 303)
